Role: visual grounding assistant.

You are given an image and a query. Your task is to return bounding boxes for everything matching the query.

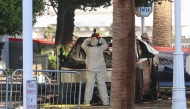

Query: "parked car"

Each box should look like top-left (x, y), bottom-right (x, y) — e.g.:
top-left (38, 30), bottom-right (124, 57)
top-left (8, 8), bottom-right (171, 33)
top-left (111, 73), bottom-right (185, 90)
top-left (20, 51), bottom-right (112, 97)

top-left (59, 37), bottom-right (159, 103)
top-left (158, 52), bottom-right (190, 88)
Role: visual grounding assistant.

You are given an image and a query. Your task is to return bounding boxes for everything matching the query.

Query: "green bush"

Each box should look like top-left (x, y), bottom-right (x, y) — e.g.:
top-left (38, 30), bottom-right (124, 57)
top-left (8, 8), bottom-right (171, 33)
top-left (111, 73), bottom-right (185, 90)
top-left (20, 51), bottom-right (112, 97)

top-left (5, 69), bottom-right (13, 77)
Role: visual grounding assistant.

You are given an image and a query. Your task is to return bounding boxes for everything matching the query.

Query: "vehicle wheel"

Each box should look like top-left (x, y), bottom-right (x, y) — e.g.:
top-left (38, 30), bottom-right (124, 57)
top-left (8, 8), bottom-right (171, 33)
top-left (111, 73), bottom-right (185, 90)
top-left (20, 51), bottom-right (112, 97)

top-left (150, 65), bottom-right (160, 100)
top-left (135, 67), bottom-right (143, 103)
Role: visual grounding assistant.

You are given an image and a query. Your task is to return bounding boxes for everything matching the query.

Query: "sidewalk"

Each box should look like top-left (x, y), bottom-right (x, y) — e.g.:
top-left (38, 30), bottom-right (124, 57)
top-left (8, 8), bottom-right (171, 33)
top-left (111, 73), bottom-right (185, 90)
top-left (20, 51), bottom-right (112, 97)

top-left (69, 100), bottom-right (189, 109)
top-left (8, 101), bottom-right (190, 109)
top-left (8, 99), bottom-right (190, 109)
top-left (135, 100), bottom-right (172, 109)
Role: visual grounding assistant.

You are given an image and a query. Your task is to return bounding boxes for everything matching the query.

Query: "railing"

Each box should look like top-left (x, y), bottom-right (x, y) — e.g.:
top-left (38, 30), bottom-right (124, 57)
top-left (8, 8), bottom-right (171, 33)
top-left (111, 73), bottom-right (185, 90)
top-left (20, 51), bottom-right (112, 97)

top-left (0, 69), bottom-right (9, 109)
top-left (172, 38), bottom-right (190, 48)
top-left (0, 69), bottom-right (83, 109)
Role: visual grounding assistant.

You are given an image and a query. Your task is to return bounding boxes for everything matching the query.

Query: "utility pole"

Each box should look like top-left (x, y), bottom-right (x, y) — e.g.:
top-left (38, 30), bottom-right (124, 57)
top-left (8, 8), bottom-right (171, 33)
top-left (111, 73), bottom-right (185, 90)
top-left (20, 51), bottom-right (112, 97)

top-left (172, 0), bottom-right (187, 108)
top-left (23, 0), bottom-right (33, 109)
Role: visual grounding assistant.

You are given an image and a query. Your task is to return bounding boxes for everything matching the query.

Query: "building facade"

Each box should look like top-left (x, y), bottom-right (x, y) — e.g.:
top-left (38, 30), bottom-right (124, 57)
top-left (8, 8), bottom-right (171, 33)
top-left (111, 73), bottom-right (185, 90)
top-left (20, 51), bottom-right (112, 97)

top-left (33, 0), bottom-right (190, 39)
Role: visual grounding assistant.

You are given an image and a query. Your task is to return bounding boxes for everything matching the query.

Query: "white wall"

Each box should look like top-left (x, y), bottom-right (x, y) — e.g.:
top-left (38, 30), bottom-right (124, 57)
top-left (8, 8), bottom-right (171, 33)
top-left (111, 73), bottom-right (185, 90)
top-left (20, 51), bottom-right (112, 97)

top-left (0, 35), bottom-right (9, 69)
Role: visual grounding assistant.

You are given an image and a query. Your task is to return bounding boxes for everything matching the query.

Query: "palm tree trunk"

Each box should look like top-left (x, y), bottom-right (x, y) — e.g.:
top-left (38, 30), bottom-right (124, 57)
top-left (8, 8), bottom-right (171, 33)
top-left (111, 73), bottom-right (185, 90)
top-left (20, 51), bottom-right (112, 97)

top-left (152, 1), bottom-right (172, 47)
top-left (110, 0), bottom-right (135, 109)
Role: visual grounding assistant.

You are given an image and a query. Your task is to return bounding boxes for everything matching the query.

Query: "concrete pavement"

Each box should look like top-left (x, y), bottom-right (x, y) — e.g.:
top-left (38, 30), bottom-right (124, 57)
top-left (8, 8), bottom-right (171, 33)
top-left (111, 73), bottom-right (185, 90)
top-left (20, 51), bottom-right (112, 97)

top-left (4, 99), bottom-right (190, 109)
top-left (68, 100), bottom-right (190, 109)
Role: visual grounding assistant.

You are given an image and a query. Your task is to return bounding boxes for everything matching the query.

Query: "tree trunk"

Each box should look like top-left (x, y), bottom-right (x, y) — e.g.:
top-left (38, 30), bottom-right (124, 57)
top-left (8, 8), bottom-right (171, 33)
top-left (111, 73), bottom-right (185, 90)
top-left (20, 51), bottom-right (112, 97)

top-left (152, 1), bottom-right (172, 47)
top-left (62, 8), bottom-right (75, 45)
top-left (110, 0), bottom-right (135, 109)
top-left (55, 0), bottom-right (69, 46)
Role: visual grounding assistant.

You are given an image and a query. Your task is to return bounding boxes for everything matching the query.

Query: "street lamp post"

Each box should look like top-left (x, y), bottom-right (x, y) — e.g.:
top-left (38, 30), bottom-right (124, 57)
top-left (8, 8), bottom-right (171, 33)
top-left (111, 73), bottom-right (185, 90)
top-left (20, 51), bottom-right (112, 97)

top-left (23, 0), bottom-right (33, 109)
top-left (141, 17), bottom-right (145, 34)
top-left (172, 0), bottom-right (187, 108)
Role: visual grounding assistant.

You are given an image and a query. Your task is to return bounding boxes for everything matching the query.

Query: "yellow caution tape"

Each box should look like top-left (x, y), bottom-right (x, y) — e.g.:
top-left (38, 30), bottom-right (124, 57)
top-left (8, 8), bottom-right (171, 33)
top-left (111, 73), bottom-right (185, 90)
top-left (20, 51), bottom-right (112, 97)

top-left (41, 103), bottom-right (91, 108)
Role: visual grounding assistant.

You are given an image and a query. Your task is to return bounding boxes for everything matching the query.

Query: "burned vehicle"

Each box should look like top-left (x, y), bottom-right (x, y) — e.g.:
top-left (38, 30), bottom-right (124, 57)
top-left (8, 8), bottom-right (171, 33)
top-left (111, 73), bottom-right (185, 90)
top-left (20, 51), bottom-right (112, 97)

top-left (59, 37), bottom-right (159, 103)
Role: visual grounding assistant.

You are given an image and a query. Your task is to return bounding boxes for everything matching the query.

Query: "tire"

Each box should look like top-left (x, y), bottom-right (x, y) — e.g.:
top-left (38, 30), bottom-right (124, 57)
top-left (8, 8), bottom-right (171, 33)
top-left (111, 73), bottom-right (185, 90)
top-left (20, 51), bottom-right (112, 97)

top-left (135, 67), bottom-right (143, 103)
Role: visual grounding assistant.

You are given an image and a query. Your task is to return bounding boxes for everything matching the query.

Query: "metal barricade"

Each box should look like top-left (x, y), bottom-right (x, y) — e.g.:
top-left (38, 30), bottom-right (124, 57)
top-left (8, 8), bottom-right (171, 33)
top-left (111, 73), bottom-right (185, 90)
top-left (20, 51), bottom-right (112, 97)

top-left (9, 69), bottom-right (83, 109)
top-left (0, 69), bottom-right (8, 109)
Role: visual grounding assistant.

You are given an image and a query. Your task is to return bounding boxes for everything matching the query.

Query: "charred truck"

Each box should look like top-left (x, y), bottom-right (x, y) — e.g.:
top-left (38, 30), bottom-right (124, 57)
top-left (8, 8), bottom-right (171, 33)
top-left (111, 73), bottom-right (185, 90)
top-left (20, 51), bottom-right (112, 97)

top-left (58, 32), bottom-right (159, 103)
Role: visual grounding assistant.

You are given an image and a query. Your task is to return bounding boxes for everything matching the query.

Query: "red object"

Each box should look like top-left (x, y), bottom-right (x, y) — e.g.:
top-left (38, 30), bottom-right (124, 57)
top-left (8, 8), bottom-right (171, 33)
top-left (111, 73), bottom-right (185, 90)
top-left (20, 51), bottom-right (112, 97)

top-left (9, 38), bottom-right (55, 45)
top-left (154, 46), bottom-right (190, 53)
top-left (90, 33), bottom-right (101, 39)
